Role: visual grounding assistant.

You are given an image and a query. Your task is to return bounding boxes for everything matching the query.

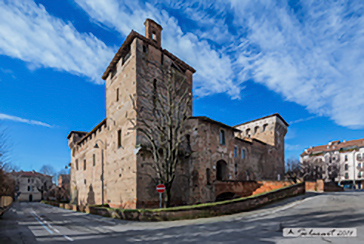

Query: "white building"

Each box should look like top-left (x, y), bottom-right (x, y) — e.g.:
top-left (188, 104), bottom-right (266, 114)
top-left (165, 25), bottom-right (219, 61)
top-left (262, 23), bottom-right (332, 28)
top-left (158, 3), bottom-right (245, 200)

top-left (11, 171), bottom-right (53, 202)
top-left (300, 138), bottom-right (364, 189)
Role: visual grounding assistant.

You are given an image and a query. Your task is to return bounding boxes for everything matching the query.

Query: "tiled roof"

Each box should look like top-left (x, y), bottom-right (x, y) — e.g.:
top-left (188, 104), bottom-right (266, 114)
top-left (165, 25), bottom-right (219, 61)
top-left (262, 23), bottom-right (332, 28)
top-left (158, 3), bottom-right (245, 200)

top-left (76, 119), bottom-right (107, 145)
top-left (101, 30), bottom-right (196, 80)
top-left (190, 116), bottom-right (240, 131)
top-left (301, 138), bottom-right (364, 156)
top-left (11, 171), bottom-right (52, 178)
top-left (67, 131), bottom-right (87, 139)
top-left (234, 113), bottom-right (289, 127)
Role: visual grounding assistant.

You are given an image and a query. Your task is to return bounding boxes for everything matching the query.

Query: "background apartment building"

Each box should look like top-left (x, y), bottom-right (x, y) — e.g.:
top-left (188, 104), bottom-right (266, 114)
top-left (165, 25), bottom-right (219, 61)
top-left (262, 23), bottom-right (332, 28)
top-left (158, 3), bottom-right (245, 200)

top-left (301, 138), bottom-right (364, 189)
top-left (11, 170), bottom-right (52, 202)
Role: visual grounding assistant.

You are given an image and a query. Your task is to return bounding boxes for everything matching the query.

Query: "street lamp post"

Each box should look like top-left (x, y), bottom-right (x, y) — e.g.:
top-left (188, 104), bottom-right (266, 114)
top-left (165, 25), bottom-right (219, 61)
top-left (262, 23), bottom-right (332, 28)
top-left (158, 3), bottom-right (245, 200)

top-left (94, 139), bottom-right (105, 205)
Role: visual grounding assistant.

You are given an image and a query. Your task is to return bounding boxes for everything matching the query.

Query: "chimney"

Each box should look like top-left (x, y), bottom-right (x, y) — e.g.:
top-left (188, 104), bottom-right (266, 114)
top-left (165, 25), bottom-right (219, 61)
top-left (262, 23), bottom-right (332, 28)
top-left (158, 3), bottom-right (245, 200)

top-left (144, 18), bottom-right (163, 47)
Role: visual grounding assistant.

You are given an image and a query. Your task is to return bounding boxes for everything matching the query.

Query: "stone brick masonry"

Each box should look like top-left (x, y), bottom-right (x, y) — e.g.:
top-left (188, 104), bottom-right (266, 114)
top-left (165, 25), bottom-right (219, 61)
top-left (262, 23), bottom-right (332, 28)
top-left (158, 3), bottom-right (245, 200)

top-left (68, 19), bottom-right (289, 209)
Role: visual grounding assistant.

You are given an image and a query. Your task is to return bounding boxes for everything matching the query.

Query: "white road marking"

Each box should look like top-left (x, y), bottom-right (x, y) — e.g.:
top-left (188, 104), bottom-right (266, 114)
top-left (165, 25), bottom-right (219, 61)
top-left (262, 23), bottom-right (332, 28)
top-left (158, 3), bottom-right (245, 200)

top-left (30, 211), bottom-right (53, 234)
top-left (64, 235), bottom-right (74, 241)
top-left (30, 208), bottom-right (74, 241)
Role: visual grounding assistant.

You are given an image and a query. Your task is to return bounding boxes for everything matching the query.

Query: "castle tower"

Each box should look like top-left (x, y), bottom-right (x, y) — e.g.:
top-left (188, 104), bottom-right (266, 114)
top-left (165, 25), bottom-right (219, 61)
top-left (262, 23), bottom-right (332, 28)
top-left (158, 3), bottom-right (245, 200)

top-left (100, 19), bottom-right (195, 208)
top-left (234, 114), bottom-right (289, 179)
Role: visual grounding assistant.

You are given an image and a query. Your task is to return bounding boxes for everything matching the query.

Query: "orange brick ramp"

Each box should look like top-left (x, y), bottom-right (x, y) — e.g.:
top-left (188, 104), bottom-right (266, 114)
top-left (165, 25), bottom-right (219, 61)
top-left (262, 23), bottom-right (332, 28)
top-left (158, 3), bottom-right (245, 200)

top-left (252, 181), bottom-right (293, 195)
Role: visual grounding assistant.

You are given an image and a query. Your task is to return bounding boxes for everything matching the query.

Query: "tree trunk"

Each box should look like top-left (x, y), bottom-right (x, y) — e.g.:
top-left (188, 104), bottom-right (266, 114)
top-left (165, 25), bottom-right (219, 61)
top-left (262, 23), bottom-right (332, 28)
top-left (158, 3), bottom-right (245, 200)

top-left (165, 184), bottom-right (172, 208)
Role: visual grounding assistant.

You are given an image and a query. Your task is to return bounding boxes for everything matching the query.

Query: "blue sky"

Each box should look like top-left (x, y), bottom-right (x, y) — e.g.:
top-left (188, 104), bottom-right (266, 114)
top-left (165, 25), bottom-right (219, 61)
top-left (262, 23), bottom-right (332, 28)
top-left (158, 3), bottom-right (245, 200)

top-left (1, 0), bottom-right (364, 173)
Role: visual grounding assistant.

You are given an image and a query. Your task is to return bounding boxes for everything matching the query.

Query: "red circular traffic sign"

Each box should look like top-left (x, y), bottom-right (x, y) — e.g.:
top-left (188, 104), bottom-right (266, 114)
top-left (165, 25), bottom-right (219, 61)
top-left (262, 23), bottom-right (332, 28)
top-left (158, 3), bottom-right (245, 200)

top-left (156, 184), bottom-right (165, 193)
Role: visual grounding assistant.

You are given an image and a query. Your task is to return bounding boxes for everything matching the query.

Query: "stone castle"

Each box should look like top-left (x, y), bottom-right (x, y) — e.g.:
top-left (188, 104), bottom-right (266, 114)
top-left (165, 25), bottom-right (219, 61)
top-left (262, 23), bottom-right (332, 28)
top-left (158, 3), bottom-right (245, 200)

top-left (68, 19), bottom-right (288, 208)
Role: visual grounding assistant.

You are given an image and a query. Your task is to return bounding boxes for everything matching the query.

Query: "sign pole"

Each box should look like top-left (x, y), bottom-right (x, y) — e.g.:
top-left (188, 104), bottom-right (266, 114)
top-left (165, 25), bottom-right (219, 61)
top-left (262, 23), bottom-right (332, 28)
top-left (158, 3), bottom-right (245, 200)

top-left (156, 183), bottom-right (166, 208)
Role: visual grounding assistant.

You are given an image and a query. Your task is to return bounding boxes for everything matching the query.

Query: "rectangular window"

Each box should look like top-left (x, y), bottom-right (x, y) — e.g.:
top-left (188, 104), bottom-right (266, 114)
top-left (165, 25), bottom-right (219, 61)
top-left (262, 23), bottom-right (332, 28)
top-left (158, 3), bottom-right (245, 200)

top-left (93, 154), bottom-right (95, 167)
top-left (359, 163), bottom-right (362, 169)
top-left (122, 48), bottom-right (131, 65)
top-left (345, 164), bottom-right (348, 171)
top-left (28, 186), bottom-right (30, 191)
top-left (358, 172), bottom-right (361, 178)
top-left (234, 146), bottom-right (237, 158)
top-left (117, 129), bottom-right (122, 148)
top-left (220, 130), bottom-right (225, 145)
top-left (206, 168), bottom-right (210, 185)
top-left (345, 155), bottom-right (348, 161)
top-left (143, 44), bottom-right (148, 53)
top-left (345, 173), bottom-right (349, 179)
top-left (242, 149), bottom-right (246, 160)
top-left (235, 163), bottom-right (238, 175)
top-left (161, 53), bottom-right (164, 65)
top-left (358, 154), bottom-right (362, 160)
top-left (116, 88), bottom-right (119, 102)
top-left (76, 159), bottom-right (79, 170)
top-left (84, 159), bottom-right (86, 170)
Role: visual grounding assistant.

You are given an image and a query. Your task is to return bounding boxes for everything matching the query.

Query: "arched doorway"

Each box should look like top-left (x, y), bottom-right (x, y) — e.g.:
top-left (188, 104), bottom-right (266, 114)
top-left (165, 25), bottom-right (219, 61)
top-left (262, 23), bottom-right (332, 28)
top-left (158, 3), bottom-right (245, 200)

top-left (29, 194), bottom-right (33, 202)
top-left (216, 160), bottom-right (228, 181)
top-left (215, 192), bottom-right (238, 202)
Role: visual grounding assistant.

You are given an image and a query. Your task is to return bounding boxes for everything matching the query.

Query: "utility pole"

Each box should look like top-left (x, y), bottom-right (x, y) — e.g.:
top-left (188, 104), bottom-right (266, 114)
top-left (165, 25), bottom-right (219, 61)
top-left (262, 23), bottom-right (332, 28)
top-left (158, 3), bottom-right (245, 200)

top-left (94, 139), bottom-right (105, 205)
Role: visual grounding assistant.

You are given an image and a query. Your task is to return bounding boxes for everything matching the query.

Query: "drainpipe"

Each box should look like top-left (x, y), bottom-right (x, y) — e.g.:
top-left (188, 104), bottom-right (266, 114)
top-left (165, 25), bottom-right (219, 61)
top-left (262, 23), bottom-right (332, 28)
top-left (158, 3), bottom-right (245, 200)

top-left (353, 150), bottom-right (356, 189)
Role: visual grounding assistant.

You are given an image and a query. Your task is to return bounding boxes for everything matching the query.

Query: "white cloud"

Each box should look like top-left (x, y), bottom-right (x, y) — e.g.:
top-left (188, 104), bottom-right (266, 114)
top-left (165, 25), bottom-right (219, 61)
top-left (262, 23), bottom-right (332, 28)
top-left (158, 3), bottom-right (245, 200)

top-left (289, 116), bottom-right (317, 125)
top-left (75, 0), bottom-right (238, 97)
top-left (229, 1), bottom-right (364, 128)
top-left (285, 143), bottom-right (301, 151)
top-left (0, 0), bottom-right (115, 83)
top-left (0, 113), bottom-right (53, 128)
top-left (2, 0), bottom-right (364, 129)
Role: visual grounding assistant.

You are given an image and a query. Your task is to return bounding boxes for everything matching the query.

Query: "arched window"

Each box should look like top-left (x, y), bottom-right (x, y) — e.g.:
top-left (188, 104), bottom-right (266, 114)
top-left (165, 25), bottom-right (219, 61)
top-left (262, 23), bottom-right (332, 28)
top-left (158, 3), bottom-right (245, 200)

top-left (246, 128), bottom-right (251, 137)
top-left (254, 126), bottom-right (259, 134)
top-left (263, 124), bottom-right (268, 132)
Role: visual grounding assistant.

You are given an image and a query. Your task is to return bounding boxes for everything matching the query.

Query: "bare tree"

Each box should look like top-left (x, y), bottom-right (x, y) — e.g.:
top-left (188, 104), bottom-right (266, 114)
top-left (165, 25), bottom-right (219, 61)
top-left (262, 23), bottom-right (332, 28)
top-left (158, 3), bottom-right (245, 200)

top-left (285, 158), bottom-right (302, 183)
top-left (300, 153), bottom-right (340, 182)
top-left (34, 176), bottom-right (52, 200)
top-left (0, 125), bottom-right (15, 198)
top-left (39, 164), bottom-right (56, 183)
top-left (130, 62), bottom-right (192, 207)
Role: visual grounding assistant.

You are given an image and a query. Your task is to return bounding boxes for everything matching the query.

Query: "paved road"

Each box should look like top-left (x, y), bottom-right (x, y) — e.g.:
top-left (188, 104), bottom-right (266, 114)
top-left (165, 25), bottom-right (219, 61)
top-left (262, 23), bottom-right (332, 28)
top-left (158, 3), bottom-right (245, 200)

top-left (1, 191), bottom-right (364, 243)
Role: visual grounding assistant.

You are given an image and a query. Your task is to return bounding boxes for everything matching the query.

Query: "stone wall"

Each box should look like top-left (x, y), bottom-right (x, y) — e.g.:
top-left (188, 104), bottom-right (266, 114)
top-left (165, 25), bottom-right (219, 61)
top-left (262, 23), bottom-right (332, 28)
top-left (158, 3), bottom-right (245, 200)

top-left (214, 180), bottom-right (293, 199)
top-left (68, 19), bottom-right (289, 210)
top-left (305, 180), bottom-right (344, 192)
top-left (69, 121), bottom-right (109, 207)
top-left (82, 183), bottom-right (305, 221)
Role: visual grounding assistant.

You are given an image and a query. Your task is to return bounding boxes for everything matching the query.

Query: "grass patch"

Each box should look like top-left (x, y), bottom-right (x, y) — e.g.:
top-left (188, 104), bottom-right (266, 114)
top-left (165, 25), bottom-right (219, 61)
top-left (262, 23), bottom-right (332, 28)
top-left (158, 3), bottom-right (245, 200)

top-left (95, 183), bottom-right (301, 213)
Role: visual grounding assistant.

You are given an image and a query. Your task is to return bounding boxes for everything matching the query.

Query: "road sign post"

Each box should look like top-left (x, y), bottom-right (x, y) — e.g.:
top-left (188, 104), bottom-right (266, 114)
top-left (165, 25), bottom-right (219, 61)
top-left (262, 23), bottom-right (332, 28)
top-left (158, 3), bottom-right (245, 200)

top-left (156, 184), bottom-right (165, 208)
